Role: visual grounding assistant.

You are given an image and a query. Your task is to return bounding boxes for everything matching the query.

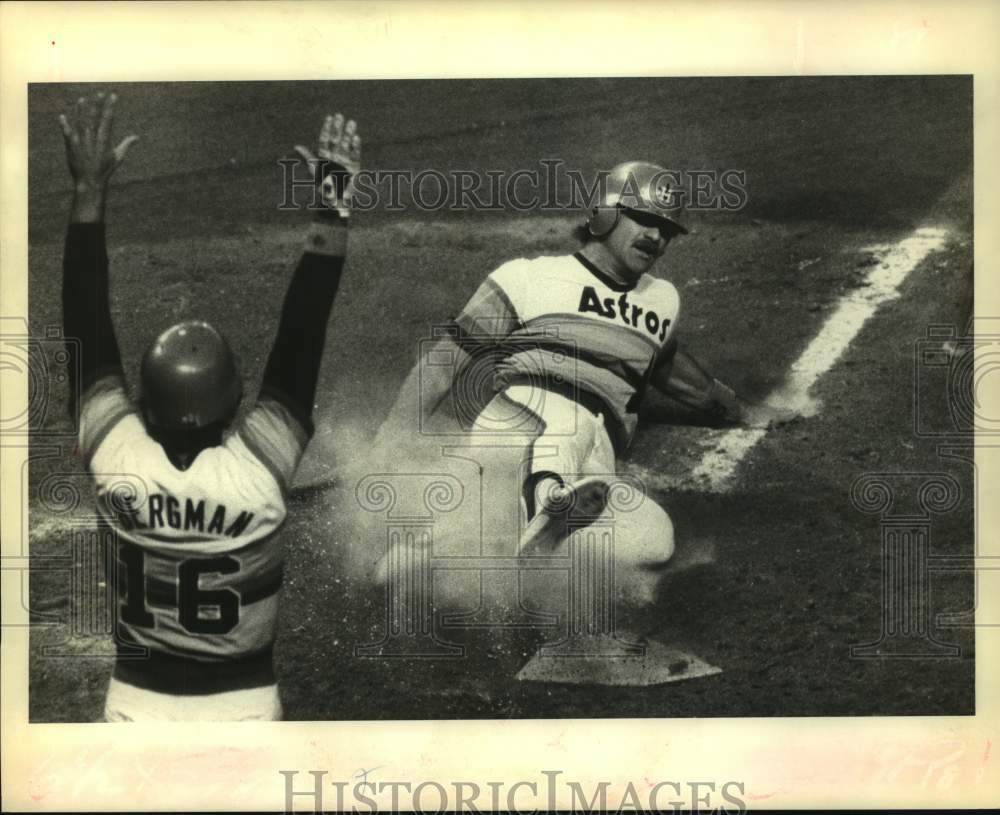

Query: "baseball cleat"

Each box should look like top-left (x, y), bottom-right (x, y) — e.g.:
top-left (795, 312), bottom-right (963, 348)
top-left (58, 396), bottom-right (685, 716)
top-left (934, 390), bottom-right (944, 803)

top-left (519, 475), bottom-right (610, 556)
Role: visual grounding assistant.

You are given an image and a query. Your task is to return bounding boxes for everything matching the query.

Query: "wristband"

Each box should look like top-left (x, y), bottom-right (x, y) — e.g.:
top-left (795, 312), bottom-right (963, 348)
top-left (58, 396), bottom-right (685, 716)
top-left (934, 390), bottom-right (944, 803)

top-left (318, 165), bottom-right (353, 219)
top-left (305, 217), bottom-right (348, 257)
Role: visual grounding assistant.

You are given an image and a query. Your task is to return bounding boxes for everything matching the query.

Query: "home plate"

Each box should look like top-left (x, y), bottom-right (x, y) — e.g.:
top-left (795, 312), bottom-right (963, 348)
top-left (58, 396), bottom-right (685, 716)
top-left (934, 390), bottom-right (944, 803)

top-left (516, 640), bottom-right (722, 686)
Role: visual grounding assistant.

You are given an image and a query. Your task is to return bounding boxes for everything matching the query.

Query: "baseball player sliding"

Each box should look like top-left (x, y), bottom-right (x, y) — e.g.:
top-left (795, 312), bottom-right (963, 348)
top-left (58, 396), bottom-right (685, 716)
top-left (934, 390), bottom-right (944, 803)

top-left (378, 161), bottom-right (795, 608)
top-left (59, 92), bottom-right (360, 720)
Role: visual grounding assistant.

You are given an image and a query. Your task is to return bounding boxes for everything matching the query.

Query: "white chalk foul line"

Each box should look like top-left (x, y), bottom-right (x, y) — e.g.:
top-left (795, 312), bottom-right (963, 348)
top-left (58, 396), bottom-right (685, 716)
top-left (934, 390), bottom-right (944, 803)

top-left (682, 226), bottom-right (950, 493)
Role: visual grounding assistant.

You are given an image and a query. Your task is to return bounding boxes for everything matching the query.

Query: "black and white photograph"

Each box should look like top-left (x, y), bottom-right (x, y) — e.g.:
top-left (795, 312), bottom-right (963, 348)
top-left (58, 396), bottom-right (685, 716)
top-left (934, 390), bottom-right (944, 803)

top-left (23, 73), bottom-right (976, 722)
top-left (2, 2), bottom-right (998, 812)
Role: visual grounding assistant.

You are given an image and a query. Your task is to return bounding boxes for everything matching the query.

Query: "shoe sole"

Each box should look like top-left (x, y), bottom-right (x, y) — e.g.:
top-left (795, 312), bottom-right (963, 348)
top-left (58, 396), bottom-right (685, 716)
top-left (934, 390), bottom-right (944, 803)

top-left (519, 476), bottom-right (609, 556)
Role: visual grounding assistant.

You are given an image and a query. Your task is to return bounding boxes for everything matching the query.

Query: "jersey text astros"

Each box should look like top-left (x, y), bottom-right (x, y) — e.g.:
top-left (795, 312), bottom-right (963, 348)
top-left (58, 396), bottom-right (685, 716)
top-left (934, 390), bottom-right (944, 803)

top-left (453, 252), bottom-right (680, 449)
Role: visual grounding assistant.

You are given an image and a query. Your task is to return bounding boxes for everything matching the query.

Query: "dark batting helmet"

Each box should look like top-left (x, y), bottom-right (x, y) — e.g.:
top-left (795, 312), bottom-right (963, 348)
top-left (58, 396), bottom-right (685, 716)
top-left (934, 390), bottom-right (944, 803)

top-left (140, 321), bottom-right (242, 429)
top-left (586, 160), bottom-right (688, 238)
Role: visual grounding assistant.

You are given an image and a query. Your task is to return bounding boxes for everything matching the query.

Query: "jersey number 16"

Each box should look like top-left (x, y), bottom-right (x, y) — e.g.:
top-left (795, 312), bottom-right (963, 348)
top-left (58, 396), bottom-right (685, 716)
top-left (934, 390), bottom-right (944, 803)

top-left (118, 543), bottom-right (241, 634)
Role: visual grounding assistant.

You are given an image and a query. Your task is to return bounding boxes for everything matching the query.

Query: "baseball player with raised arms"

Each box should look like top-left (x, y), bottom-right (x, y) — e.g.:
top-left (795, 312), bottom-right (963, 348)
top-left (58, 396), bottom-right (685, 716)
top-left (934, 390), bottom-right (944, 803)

top-left (378, 161), bottom-right (792, 605)
top-left (59, 92), bottom-right (360, 720)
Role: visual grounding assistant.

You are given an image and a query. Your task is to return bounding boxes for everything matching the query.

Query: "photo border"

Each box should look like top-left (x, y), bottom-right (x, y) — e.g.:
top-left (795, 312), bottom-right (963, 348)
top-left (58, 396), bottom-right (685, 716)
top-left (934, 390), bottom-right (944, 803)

top-left (2, 1), bottom-right (997, 810)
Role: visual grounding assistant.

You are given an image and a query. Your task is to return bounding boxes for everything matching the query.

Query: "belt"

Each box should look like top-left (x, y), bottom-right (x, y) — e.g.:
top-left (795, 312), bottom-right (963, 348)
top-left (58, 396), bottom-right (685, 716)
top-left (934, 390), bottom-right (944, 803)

top-left (114, 636), bottom-right (276, 696)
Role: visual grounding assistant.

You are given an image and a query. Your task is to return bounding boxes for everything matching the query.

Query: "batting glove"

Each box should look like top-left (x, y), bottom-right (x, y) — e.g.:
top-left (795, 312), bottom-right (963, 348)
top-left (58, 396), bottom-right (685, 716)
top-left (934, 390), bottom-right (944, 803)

top-left (294, 112), bottom-right (361, 218)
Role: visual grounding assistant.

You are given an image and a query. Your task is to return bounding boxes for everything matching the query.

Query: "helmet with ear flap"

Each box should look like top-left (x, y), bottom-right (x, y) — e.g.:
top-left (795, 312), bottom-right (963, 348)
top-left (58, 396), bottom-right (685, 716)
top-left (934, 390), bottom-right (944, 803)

top-left (587, 204), bottom-right (622, 238)
top-left (585, 160), bottom-right (688, 238)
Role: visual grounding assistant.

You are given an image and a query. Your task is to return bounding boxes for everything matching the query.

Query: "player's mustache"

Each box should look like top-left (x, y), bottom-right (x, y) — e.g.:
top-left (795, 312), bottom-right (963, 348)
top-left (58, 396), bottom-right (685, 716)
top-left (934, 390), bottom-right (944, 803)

top-left (634, 239), bottom-right (661, 254)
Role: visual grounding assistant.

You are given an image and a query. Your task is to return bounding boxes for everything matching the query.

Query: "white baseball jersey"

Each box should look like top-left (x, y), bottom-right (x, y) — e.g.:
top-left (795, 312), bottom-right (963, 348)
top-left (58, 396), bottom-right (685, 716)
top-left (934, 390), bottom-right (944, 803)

top-left (80, 374), bottom-right (308, 668)
top-left (454, 252), bottom-right (680, 450)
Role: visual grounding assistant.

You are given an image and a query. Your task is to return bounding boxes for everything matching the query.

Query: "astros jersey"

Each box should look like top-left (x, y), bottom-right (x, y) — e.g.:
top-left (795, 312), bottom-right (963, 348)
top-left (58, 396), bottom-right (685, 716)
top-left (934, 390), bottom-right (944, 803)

top-left (79, 375), bottom-right (308, 668)
top-left (454, 252), bottom-right (680, 450)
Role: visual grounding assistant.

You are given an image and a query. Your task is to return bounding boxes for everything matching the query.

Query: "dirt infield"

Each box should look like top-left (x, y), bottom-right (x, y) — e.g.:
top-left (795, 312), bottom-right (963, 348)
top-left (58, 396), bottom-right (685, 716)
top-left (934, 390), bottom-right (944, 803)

top-left (26, 76), bottom-right (974, 720)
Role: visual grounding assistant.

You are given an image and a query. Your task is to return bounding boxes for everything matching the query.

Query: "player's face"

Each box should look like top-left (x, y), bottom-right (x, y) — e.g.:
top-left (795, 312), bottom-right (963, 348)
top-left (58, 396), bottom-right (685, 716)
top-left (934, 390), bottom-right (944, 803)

top-left (605, 209), bottom-right (677, 281)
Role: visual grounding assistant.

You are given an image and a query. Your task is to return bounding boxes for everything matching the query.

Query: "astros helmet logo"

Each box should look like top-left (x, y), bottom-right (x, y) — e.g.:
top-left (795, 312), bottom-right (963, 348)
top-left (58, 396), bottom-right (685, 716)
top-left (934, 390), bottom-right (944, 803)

top-left (654, 181), bottom-right (676, 208)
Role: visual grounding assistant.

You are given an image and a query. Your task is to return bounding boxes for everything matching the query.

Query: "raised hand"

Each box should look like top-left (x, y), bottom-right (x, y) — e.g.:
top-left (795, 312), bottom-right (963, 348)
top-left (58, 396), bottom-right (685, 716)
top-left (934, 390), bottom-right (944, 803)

top-left (59, 92), bottom-right (138, 190)
top-left (59, 92), bottom-right (138, 222)
top-left (294, 113), bottom-right (362, 218)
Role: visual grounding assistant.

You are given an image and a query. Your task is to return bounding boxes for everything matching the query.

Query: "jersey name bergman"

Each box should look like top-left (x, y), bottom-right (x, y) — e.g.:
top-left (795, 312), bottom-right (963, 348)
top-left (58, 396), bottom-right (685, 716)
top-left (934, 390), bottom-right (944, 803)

top-left (110, 491), bottom-right (255, 538)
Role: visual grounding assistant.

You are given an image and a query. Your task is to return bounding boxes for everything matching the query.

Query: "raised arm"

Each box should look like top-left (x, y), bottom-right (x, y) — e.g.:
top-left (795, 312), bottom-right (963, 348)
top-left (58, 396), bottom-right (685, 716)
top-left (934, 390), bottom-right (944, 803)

top-left (59, 92), bottom-right (140, 414)
top-left (258, 113), bottom-right (361, 434)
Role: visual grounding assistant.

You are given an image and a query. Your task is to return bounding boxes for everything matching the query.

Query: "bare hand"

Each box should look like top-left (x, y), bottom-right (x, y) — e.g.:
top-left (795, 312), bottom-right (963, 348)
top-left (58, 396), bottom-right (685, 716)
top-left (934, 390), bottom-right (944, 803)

top-left (294, 113), bottom-right (362, 217)
top-left (59, 92), bottom-right (138, 192)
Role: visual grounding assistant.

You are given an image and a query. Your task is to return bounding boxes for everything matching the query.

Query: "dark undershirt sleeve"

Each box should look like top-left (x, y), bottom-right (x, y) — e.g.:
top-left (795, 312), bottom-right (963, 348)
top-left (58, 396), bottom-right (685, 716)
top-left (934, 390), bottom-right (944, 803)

top-left (62, 223), bottom-right (123, 417)
top-left (259, 250), bottom-right (345, 434)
